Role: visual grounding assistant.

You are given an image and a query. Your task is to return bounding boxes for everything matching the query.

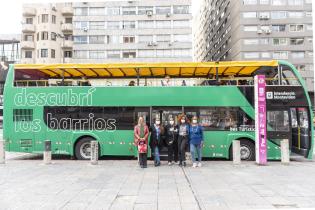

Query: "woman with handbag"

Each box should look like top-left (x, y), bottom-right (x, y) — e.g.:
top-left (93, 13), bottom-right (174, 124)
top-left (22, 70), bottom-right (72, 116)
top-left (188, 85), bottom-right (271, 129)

top-left (134, 116), bottom-right (149, 168)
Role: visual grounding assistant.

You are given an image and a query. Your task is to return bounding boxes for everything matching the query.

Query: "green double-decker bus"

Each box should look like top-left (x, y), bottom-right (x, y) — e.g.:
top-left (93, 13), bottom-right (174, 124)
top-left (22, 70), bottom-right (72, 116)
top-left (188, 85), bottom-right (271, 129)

top-left (3, 60), bottom-right (314, 160)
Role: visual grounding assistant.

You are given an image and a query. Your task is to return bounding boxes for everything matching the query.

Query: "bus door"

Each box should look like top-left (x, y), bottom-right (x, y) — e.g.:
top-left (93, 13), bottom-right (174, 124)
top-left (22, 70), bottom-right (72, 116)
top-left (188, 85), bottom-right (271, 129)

top-left (266, 109), bottom-right (291, 149)
top-left (290, 107), bottom-right (311, 157)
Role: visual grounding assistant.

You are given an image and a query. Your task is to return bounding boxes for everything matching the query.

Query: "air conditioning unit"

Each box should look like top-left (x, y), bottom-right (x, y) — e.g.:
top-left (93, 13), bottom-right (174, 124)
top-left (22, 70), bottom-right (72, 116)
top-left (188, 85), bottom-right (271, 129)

top-left (146, 11), bottom-right (153, 16)
top-left (257, 29), bottom-right (263, 34)
top-left (259, 15), bottom-right (269, 20)
top-left (147, 42), bottom-right (153, 46)
top-left (265, 29), bottom-right (272, 34)
top-left (166, 12), bottom-right (171, 17)
top-left (83, 27), bottom-right (88, 32)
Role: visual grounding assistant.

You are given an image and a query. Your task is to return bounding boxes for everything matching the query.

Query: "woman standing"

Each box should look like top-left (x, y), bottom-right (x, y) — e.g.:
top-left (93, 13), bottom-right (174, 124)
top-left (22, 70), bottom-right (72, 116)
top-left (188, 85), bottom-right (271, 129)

top-left (165, 117), bottom-right (179, 165)
top-left (189, 116), bottom-right (204, 168)
top-left (149, 118), bottom-right (164, 167)
top-left (134, 117), bottom-right (149, 168)
top-left (178, 115), bottom-right (190, 167)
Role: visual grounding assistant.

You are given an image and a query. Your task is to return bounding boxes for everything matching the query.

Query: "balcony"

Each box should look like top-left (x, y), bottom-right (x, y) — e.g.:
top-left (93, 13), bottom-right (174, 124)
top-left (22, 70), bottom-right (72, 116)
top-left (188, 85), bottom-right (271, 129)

top-left (21, 41), bottom-right (35, 49)
top-left (61, 6), bottom-right (73, 16)
top-left (23, 8), bottom-right (36, 16)
top-left (61, 23), bottom-right (73, 32)
top-left (61, 40), bottom-right (73, 49)
top-left (22, 24), bottom-right (35, 33)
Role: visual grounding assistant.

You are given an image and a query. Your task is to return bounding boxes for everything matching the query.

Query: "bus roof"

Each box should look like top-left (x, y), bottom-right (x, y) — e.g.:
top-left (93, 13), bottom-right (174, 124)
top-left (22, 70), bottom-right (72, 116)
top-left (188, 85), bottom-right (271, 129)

top-left (14, 60), bottom-right (279, 78)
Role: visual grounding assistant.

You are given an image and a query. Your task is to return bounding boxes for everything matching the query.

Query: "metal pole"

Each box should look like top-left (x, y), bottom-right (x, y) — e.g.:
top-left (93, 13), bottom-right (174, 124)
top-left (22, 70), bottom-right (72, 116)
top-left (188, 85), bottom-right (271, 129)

top-left (0, 140), bottom-right (5, 164)
top-left (232, 140), bottom-right (241, 164)
top-left (43, 140), bottom-right (52, 164)
top-left (90, 141), bottom-right (98, 165)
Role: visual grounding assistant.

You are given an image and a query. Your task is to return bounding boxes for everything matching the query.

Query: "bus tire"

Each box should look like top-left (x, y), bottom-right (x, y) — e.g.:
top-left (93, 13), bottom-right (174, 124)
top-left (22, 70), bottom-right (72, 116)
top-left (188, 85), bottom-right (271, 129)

top-left (229, 139), bottom-right (255, 161)
top-left (75, 137), bottom-right (95, 160)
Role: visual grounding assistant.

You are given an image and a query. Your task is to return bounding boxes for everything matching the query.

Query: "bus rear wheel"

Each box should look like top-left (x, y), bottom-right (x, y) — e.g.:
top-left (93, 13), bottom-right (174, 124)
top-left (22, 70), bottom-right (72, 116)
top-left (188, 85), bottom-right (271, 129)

top-left (230, 139), bottom-right (255, 161)
top-left (75, 137), bottom-right (94, 160)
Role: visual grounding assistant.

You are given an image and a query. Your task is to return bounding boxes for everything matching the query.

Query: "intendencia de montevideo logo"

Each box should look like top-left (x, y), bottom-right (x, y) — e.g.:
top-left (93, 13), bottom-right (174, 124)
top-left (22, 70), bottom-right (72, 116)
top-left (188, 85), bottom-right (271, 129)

top-left (13, 88), bottom-right (117, 132)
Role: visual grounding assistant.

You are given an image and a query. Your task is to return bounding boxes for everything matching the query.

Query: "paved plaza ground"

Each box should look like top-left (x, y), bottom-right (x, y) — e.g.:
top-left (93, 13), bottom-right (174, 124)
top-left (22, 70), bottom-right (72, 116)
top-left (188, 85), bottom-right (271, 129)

top-left (1, 153), bottom-right (315, 210)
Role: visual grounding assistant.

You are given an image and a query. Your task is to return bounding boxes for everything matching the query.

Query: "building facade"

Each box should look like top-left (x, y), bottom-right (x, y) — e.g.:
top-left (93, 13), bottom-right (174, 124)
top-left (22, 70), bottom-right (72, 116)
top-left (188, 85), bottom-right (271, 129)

top-left (20, 3), bottom-right (73, 64)
top-left (194, 0), bottom-right (313, 93)
top-left (21, 0), bottom-right (192, 64)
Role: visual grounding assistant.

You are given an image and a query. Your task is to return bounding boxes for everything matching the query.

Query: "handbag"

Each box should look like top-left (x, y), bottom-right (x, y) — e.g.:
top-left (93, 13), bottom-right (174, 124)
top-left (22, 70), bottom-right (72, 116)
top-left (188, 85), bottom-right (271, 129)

top-left (138, 141), bottom-right (147, 153)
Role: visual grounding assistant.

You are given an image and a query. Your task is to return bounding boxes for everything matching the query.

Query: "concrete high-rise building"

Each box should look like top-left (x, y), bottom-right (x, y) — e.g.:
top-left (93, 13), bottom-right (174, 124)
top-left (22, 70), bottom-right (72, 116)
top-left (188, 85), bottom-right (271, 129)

top-left (20, 3), bottom-right (73, 64)
top-left (194, 0), bottom-right (313, 93)
top-left (21, 0), bottom-right (192, 64)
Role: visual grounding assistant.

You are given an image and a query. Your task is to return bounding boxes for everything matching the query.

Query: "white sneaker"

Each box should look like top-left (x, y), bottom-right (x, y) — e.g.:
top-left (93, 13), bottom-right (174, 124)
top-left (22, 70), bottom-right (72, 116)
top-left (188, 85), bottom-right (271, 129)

top-left (192, 162), bottom-right (197, 168)
top-left (168, 162), bottom-right (172, 166)
top-left (197, 162), bottom-right (202, 167)
top-left (174, 161), bottom-right (179, 165)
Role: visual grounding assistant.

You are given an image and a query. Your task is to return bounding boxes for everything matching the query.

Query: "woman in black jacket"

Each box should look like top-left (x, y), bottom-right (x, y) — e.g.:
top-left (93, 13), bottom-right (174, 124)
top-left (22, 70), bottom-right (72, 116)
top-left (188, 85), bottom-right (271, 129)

top-left (149, 118), bottom-right (164, 166)
top-left (165, 117), bottom-right (179, 165)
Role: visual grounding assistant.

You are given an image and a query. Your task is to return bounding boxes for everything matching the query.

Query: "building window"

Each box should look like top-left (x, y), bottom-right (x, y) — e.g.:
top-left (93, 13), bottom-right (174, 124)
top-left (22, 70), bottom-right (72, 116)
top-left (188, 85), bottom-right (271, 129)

top-left (138, 50), bottom-right (155, 58)
top-left (288, 0), bottom-right (303, 5)
top-left (243, 39), bottom-right (259, 45)
top-left (272, 0), bottom-right (286, 5)
top-left (51, 49), bottom-right (55, 58)
top-left (138, 35), bottom-right (153, 43)
top-left (74, 8), bottom-right (88, 16)
top-left (260, 38), bottom-right (269, 44)
top-left (156, 20), bottom-right (171, 28)
top-left (107, 35), bottom-right (119, 44)
top-left (291, 51), bottom-right (305, 59)
top-left (260, 0), bottom-right (269, 4)
top-left (156, 49), bottom-right (171, 57)
top-left (290, 24), bottom-right (304, 32)
top-left (89, 21), bottom-right (105, 30)
top-left (25, 51), bottom-right (32, 58)
top-left (123, 36), bottom-right (135, 43)
top-left (273, 38), bottom-right (287, 45)
top-left (122, 21), bottom-right (135, 29)
top-left (40, 49), bottom-right (48, 58)
top-left (272, 24), bottom-right (286, 32)
top-left (51, 32), bottom-right (57, 41)
top-left (74, 21), bottom-right (88, 29)
top-left (24, 35), bottom-right (33, 41)
top-left (271, 11), bottom-right (287, 19)
top-left (73, 50), bottom-right (88, 59)
top-left (89, 7), bottom-right (105, 16)
top-left (138, 20), bottom-right (154, 29)
top-left (288, 11), bottom-right (304, 18)
top-left (52, 15), bottom-right (56, 24)
top-left (107, 21), bottom-right (120, 29)
top-left (89, 35), bottom-right (104, 44)
top-left (41, 14), bottom-right (48, 23)
top-left (261, 52), bottom-right (271, 58)
top-left (243, 12), bottom-right (257, 18)
top-left (243, 0), bottom-right (257, 5)
top-left (122, 51), bottom-right (136, 58)
top-left (243, 52), bottom-right (259, 59)
top-left (306, 11), bottom-right (312, 17)
top-left (73, 36), bottom-right (88, 44)
top-left (89, 51), bottom-right (105, 59)
top-left (307, 51), bottom-right (313, 58)
top-left (290, 38), bottom-right (304, 45)
top-left (306, 24), bottom-right (313, 31)
top-left (107, 7), bottom-right (120, 16)
top-left (156, 34), bottom-right (171, 42)
top-left (156, 6), bottom-right (171, 15)
top-left (107, 50), bottom-right (120, 58)
top-left (173, 5), bottom-right (190, 14)
top-left (173, 49), bottom-right (191, 57)
top-left (41, 31), bottom-right (48, 40)
top-left (243, 25), bottom-right (258, 31)
top-left (173, 34), bottom-right (191, 42)
top-left (122, 7), bottom-right (136, 15)
top-left (173, 20), bottom-right (190, 28)
top-left (26, 18), bottom-right (33, 24)
top-left (138, 6), bottom-right (153, 15)
top-left (64, 51), bottom-right (72, 58)
top-left (273, 51), bottom-right (288, 59)
top-left (65, 17), bottom-right (72, 23)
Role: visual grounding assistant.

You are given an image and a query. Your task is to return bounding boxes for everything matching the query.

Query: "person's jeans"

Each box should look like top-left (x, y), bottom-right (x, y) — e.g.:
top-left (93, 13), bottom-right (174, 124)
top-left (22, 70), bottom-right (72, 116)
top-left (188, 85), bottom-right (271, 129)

top-left (178, 135), bottom-right (188, 162)
top-left (139, 153), bottom-right (147, 167)
top-left (154, 146), bottom-right (160, 164)
top-left (190, 143), bottom-right (202, 163)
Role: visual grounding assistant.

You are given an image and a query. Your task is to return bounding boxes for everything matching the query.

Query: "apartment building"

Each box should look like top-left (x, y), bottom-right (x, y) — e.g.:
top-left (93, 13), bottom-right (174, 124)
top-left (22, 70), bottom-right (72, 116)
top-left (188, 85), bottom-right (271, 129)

top-left (194, 0), bottom-right (313, 93)
top-left (20, 3), bottom-right (73, 64)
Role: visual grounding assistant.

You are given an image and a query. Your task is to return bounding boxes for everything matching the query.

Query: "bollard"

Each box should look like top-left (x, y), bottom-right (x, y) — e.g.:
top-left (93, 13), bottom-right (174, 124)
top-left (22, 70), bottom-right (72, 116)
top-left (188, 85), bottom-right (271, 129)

top-left (233, 140), bottom-right (241, 164)
top-left (90, 141), bottom-right (98, 165)
top-left (280, 139), bottom-right (290, 164)
top-left (0, 140), bottom-right (5, 164)
top-left (43, 140), bottom-right (52, 164)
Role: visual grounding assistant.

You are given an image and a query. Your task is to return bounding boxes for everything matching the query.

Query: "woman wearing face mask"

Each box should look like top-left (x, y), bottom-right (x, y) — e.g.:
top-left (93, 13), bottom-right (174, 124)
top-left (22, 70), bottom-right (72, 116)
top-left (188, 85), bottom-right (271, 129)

top-left (189, 116), bottom-right (204, 168)
top-left (149, 118), bottom-right (163, 167)
top-left (178, 115), bottom-right (190, 167)
top-left (134, 116), bottom-right (149, 168)
top-left (165, 117), bottom-right (179, 165)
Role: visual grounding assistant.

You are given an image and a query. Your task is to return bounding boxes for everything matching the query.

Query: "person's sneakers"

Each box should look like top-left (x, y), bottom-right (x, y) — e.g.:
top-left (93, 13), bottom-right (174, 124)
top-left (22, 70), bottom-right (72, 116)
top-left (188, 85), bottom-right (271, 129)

top-left (174, 161), bottom-right (179, 165)
top-left (197, 162), bottom-right (202, 167)
top-left (168, 162), bottom-right (172, 166)
top-left (192, 162), bottom-right (197, 168)
top-left (155, 162), bottom-right (161, 167)
top-left (179, 161), bottom-right (182, 167)
top-left (183, 161), bottom-right (186, 167)
top-left (143, 165), bottom-right (147, 168)
top-left (140, 165), bottom-right (144, 168)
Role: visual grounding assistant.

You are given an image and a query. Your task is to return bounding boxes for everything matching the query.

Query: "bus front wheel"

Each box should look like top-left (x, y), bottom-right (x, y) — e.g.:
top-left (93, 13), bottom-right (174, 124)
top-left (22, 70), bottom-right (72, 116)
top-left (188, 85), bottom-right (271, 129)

top-left (230, 139), bottom-right (255, 161)
top-left (75, 137), bottom-right (94, 160)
